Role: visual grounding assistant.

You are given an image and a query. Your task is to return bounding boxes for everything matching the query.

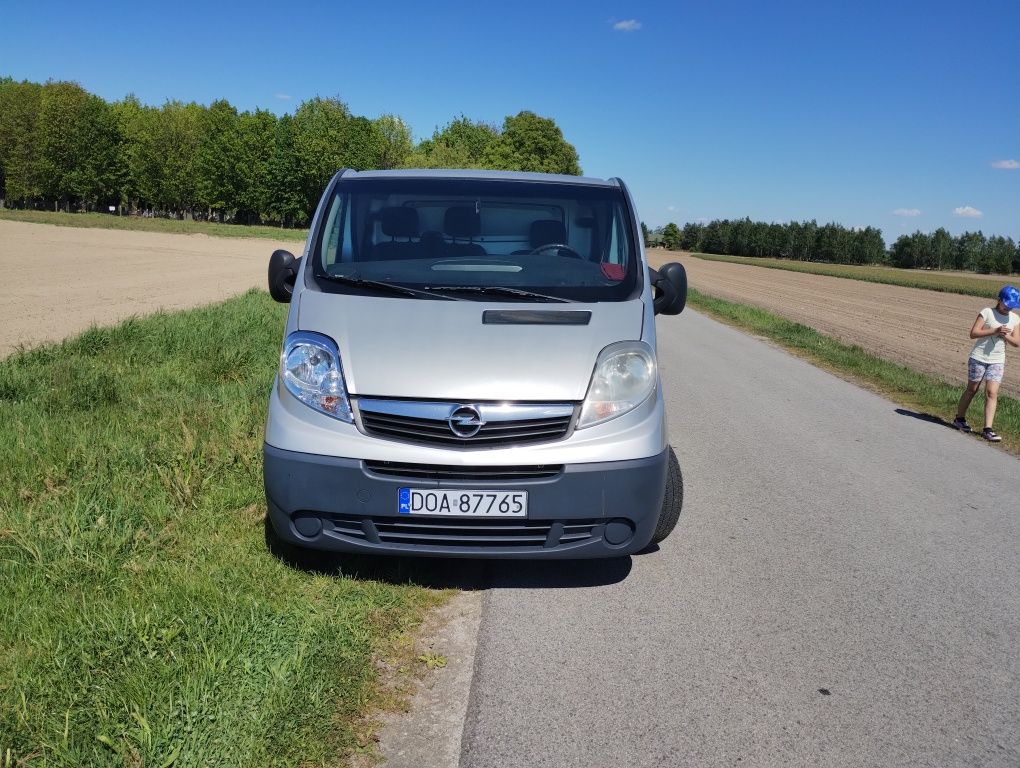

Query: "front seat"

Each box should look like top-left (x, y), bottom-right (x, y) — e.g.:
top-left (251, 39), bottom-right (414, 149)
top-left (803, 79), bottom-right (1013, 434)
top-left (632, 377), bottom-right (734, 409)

top-left (443, 206), bottom-right (486, 256)
top-left (372, 207), bottom-right (420, 260)
top-left (513, 219), bottom-right (567, 254)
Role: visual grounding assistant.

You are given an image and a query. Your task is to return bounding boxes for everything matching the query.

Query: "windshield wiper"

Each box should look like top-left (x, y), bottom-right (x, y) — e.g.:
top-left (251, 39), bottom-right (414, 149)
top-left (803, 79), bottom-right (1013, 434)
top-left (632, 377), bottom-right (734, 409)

top-left (423, 285), bottom-right (576, 303)
top-left (321, 273), bottom-right (459, 300)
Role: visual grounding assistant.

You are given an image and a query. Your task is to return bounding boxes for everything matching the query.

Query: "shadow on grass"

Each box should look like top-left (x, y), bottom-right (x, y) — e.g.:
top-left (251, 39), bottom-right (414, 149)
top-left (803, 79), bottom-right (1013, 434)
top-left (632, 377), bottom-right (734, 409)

top-left (265, 519), bottom-right (634, 590)
top-left (894, 408), bottom-right (955, 429)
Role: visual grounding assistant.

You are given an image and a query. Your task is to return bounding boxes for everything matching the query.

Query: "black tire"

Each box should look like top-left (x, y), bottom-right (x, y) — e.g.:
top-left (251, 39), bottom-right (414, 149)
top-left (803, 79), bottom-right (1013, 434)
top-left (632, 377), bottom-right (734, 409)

top-left (650, 446), bottom-right (683, 545)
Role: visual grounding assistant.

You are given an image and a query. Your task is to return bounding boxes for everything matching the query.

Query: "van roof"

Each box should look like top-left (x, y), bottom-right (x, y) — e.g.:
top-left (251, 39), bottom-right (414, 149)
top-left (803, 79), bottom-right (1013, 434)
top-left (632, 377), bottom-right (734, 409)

top-left (341, 168), bottom-right (619, 188)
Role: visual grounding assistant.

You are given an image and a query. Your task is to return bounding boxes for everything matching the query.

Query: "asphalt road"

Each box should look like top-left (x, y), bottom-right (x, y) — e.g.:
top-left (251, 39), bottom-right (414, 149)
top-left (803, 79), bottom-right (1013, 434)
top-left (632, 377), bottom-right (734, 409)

top-left (456, 310), bottom-right (1020, 767)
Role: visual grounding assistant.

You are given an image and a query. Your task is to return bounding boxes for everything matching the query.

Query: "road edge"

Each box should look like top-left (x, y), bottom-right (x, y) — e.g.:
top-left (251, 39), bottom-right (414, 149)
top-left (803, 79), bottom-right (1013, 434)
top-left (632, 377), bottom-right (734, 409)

top-left (367, 591), bottom-right (483, 768)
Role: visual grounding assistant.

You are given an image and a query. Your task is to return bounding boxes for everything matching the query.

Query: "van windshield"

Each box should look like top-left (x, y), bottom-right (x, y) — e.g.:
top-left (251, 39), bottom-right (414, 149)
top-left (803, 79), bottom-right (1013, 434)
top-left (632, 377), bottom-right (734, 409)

top-left (312, 177), bottom-right (640, 303)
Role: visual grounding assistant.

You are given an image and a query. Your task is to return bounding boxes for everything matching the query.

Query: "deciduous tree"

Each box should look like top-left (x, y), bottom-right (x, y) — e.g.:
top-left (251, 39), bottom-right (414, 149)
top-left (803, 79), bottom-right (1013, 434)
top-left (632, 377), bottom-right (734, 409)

top-left (483, 111), bottom-right (581, 175)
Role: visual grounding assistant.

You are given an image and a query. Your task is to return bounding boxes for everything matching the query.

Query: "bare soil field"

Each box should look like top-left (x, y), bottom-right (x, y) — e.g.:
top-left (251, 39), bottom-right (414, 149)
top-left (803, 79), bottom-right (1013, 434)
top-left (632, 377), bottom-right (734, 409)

top-left (1, 220), bottom-right (300, 357)
top-left (648, 248), bottom-right (1019, 399)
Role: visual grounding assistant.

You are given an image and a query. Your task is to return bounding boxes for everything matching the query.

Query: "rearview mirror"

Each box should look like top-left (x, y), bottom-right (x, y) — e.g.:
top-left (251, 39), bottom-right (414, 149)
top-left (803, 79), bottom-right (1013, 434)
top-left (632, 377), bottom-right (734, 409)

top-left (268, 250), bottom-right (301, 303)
top-left (649, 262), bottom-right (687, 315)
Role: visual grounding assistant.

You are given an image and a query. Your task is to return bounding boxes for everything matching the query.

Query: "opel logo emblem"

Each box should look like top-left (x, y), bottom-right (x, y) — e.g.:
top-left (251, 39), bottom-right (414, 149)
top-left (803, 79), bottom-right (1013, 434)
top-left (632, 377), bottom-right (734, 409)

top-left (448, 405), bottom-right (485, 438)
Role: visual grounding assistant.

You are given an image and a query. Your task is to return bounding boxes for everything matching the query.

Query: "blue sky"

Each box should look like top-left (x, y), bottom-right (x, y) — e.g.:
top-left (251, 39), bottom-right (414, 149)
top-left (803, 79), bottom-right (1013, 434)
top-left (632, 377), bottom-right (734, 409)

top-left (3, 0), bottom-right (1018, 239)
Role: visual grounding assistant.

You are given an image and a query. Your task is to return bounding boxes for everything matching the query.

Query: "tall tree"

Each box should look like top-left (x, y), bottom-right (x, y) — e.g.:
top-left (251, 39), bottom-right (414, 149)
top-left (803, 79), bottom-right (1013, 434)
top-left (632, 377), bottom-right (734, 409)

top-left (661, 223), bottom-right (682, 250)
top-left (195, 99), bottom-right (240, 215)
top-left (483, 111), bottom-right (581, 175)
top-left (31, 82), bottom-right (122, 210)
top-left (114, 95), bottom-right (159, 210)
top-left (35, 81), bottom-right (89, 208)
top-left (153, 101), bottom-right (202, 214)
top-left (954, 231), bottom-right (986, 271)
top-left (343, 116), bottom-right (385, 171)
top-left (681, 223), bottom-right (702, 251)
top-left (982, 236), bottom-right (1016, 275)
top-left (292, 97), bottom-right (356, 216)
top-left (267, 114), bottom-right (306, 227)
top-left (235, 108), bottom-right (277, 223)
top-left (931, 227), bottom-right (953, 271)
top-left (67, 94), bottom-right (122, 209)
top-left (374, 114), bottom-right (413, 169)
top-left (0, 79), bottom-right (43, 204)
top-left (403, 116), bottom-right (499, 169)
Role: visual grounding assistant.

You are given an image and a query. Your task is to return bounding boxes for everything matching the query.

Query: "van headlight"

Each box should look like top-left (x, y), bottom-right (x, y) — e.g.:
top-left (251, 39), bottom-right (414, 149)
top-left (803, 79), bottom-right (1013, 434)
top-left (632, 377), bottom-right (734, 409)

top-left (280, 331), bottom-right (353, 422)
top-left (577, 341), bottom-right (657, 429)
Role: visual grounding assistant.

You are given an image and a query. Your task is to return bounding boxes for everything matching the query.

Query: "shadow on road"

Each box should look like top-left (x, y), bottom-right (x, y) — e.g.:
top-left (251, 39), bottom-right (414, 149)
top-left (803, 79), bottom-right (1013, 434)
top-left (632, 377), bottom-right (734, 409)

top-left (894, 408), bottom-right (954, 429)
top-left (266, 522), bottom-right (634, 589)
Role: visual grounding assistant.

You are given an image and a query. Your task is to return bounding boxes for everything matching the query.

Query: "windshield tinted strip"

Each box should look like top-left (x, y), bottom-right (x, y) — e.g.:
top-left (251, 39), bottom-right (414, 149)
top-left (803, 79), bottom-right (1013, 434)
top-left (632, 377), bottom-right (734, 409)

top-left (482, 310), bottom-right (592, 325)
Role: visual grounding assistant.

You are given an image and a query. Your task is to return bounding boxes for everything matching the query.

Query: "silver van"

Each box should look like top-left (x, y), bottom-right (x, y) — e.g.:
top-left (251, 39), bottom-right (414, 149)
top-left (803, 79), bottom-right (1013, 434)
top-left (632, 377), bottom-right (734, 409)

top-left (264, 169), bottom-right (687, 558)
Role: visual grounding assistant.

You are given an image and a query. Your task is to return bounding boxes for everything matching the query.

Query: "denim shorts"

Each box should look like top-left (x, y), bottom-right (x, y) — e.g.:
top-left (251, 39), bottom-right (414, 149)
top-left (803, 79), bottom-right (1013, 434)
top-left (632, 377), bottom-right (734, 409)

top-left (968, 357), bottom-right (1004, 383)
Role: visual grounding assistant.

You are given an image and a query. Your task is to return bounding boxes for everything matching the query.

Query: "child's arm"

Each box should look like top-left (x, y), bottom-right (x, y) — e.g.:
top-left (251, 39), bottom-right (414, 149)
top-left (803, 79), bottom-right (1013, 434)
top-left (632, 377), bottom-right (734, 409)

top-left (970, 313), bottom-right (998, 339)
top-left (1005, 324), bottom-right (1020, 348)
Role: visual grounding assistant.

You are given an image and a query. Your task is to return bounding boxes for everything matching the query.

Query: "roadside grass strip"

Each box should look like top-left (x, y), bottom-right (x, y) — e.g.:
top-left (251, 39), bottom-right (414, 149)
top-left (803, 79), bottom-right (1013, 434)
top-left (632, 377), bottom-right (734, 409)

top-left (688, 288), bottom-right (1020, 454)
top-left (0, 290), bottom-right (444, 766)
top-left (0, 209), bottom-right (309, 242)
top-left (688, 252), bottom-right (1006, 299)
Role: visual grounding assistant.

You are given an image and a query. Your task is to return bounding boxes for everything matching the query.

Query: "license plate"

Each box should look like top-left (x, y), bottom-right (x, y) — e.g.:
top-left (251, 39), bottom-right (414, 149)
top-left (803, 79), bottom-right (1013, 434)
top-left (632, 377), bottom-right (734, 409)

top-left (398, 488), bottom-right (528, 517)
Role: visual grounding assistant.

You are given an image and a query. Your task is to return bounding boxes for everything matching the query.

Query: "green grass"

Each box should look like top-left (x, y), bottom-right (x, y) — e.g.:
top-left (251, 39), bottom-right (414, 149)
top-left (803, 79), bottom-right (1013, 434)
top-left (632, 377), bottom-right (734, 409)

top-left (0, 291), bottom-right (444, 766)
top-left (0, 209), bottom-right (308, 242)
top-left (687, 288), bottom-right (1020, 453)
top-left (686, 251), bottom-right (1007, 299)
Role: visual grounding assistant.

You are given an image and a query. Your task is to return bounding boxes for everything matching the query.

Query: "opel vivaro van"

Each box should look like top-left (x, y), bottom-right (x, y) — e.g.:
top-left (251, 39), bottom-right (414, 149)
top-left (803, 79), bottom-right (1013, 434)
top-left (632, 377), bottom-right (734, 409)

top-left (264, 169), bottom-right (687, 558)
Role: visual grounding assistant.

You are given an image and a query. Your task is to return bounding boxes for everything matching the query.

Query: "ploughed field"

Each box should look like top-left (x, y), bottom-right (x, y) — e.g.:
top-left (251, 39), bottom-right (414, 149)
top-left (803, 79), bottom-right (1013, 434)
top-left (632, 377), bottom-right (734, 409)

top-left (1, 221), bottom-right (1009, 398)
top-left (648, 248), bottom-right (1017, 400)
top-left (0, 219), bottom-right (301, 358)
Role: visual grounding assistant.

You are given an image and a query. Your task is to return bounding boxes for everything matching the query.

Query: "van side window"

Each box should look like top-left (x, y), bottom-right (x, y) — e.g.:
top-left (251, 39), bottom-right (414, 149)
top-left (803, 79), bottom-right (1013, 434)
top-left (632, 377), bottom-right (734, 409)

top-left (340, 199), bottom-right (353, 262)
top-left (607, 209), bottom-right (626, 265)
top-left (319, 195), bottom-right (354, 267)
top-left (320, 196), bottom-right (341, 267)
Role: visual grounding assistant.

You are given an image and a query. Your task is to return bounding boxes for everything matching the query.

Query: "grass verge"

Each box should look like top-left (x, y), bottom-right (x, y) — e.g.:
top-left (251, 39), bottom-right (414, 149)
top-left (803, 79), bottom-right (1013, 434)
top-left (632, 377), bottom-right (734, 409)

top-left (0, 209), bottom-right (308, 242)
top-left (687, 288), bottom-right (1020, 454)
top-left (685, 251), bottom-right (1007, 299)
top-left (0, 290), bottom-right (444, 766)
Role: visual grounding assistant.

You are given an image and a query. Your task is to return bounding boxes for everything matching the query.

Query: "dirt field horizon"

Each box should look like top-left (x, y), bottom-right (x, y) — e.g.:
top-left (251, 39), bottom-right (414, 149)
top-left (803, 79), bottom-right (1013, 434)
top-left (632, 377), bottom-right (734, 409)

top-left (1, 219), bottom-right (302, 358)
top-left (648, 248), bottom-right (1017, 399)
top-left (2, 221), bottom-right (1014, 400)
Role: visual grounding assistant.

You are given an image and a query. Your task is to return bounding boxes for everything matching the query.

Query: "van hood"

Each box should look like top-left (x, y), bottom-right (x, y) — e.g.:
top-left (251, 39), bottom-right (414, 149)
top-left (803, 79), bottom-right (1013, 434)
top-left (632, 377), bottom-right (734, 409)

top-left (298, 292), bottom-right (644, 401)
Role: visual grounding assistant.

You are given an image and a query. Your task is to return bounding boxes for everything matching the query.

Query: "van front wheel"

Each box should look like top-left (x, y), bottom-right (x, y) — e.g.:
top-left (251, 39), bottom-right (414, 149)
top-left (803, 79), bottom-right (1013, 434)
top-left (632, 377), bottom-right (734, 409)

top-left (650, 447), bottom-right (683, 545)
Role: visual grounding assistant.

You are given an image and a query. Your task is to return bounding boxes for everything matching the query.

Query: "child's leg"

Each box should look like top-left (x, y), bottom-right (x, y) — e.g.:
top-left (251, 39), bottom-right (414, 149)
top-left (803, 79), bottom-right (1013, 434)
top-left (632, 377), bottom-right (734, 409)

top-left (984, 378), bottom-right (1001, 429)
top-left (956, 379), bottom-right (981, 419)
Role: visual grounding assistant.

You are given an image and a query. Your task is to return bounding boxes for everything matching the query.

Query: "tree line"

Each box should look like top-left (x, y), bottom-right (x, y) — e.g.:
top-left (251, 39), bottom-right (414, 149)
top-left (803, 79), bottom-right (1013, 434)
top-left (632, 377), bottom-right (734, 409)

top-left (649, 218), bottom-right (1020, 275)
top-left (0, 77), bottom-right (582, 227)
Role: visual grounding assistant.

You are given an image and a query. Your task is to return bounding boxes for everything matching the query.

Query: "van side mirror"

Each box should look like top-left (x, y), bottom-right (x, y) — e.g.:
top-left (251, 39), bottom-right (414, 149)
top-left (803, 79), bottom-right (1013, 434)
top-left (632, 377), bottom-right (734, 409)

top-left (650, 262), bottom-right (687, 315)
top-left (268, 250), bottom-right (301, 303)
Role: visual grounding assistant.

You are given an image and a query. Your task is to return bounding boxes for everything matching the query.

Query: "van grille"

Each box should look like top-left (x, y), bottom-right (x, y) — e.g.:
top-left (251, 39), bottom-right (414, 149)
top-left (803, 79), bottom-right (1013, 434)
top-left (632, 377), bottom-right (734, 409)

top-left (324, 514), bottom-right (602, 550)
top-left (363, 461), bottom-right (563, 481)
top-left (354, 399), bottom-right (575, 448)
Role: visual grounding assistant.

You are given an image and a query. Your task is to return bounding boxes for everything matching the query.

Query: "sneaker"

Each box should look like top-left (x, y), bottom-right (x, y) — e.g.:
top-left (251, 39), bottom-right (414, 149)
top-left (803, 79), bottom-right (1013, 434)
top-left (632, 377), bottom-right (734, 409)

top-left (982, 428), bottom-right (1002, 442)
top-left (952, 417), bottom-right (972, 432)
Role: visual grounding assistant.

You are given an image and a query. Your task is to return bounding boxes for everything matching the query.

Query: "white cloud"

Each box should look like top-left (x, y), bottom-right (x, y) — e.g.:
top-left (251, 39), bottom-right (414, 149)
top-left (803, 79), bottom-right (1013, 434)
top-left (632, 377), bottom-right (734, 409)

top-left (892, 208), bottom-right (922, 217)
top-left (953, 205), bottom-right (983, 218)
top-left (274, 93), bottom-right (291, 101)
top-left (666, 205), bottom-right (677, 212)
top-left (991, 159), bottom-right (1020, 169)
top-left (612, 19), bottom-right (642, 31)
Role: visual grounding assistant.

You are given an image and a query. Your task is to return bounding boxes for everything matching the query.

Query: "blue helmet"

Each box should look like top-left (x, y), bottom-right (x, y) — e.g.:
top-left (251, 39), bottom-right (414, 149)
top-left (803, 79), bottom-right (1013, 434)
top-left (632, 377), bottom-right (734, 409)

top-left (999, 285), bottom-right (1020, 310)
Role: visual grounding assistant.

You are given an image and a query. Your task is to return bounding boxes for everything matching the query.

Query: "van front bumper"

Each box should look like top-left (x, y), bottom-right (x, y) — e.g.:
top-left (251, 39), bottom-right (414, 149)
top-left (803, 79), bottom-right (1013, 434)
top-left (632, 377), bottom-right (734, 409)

top-left (263, 444), bottom-right (669, 559)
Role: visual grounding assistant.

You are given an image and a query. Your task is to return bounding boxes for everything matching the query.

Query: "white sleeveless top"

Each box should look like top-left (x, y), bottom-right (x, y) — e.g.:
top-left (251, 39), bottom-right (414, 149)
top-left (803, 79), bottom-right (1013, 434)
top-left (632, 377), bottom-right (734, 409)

top-left (970, 307), bottom-right (1019, 364)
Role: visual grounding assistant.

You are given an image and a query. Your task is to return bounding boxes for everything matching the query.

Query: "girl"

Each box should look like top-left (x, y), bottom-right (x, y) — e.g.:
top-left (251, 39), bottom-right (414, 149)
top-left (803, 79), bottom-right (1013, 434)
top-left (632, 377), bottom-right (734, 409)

top-left (954, 285), bottom-right (1020, 441)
